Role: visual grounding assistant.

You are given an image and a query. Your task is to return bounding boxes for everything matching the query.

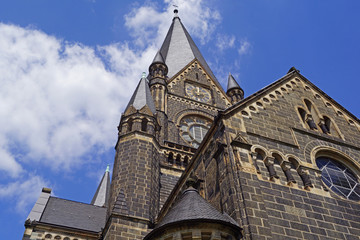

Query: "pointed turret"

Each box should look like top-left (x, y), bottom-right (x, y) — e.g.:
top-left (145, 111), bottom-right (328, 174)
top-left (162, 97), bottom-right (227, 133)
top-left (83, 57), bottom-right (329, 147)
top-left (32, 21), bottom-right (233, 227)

top-left (159, 10), bottom-right (220, 86)
top-left (226, 73), bottom-right (244, 104)
top-left (149, 51), bottom-right (168, 114)
top-left (144, 180), bottom-right (242, 240)
top-left (91, 165), bottom-right (110, 207)
top-left (124, 72), bottom-right (156, 116)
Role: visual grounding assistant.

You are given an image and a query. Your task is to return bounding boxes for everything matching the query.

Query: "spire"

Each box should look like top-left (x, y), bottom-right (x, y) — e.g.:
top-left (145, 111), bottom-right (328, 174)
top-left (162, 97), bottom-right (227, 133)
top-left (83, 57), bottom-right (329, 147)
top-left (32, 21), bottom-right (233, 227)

top-left (124, 73), bottom-right (157, 115)
top-left (149, 51), bottom-right (168, 80)
top-left (226, 73), bottom-right (244, 104)
top-left (158, 10), bottom-right (220, 86)
top-left (227, 73), bottom-right (241, 92)
top-left (152, 50), bottom-right (165, 65)
top-left (91, 166), bottom-right (111, 207)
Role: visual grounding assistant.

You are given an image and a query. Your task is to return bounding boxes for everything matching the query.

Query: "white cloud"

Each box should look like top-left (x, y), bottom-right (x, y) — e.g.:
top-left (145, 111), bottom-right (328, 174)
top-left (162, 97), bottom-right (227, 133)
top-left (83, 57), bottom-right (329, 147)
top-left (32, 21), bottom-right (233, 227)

top-left (0, 0), bottom-right (221, 212)
top-left (125, 0), bottom-right (221, 46)
top-left (0, 23), bottom-right (152, 175)
top-left (0, 174), bottom-right (49, 213)
top-left (238, 40), bottom-right (251, 55)
top-left (216, 34), bottom-right (236, 51)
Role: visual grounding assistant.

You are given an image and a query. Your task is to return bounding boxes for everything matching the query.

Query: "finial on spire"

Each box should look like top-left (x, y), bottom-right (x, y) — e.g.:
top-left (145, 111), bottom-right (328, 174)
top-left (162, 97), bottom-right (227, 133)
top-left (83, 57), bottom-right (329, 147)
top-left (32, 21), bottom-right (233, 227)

top-left (173, 6), bottom-right (179, 18)
top-left (142, 72), bottom-right (147, 78)
top-left (106, 164), bottom-right (110, 172)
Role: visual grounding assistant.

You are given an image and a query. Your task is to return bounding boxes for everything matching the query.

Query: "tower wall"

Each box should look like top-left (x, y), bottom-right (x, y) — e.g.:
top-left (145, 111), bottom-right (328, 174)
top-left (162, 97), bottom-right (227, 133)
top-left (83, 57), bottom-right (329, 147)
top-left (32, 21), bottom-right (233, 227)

top-left (105, 130), bottom-right (160, 239)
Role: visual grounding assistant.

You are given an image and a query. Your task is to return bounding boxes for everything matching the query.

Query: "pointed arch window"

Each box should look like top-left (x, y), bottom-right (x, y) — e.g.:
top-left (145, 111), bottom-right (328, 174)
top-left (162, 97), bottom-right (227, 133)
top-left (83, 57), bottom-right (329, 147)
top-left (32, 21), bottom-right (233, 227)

top-left (141, 118), bottom-right (148, 132)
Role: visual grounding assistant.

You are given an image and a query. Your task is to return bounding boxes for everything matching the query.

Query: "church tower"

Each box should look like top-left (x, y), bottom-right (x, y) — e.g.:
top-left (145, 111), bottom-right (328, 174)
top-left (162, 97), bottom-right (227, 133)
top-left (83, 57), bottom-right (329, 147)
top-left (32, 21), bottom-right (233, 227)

top-left (103, 10), bottom-right (233, 239)
top-left (23, 8), bottom-right (360, 240)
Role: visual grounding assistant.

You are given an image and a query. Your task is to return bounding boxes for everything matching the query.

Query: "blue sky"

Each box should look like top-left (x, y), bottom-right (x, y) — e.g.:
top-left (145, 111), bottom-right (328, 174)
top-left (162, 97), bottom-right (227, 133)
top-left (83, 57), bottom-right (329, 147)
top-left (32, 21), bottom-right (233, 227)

top-left (0, 1), bottom-right (359, 239)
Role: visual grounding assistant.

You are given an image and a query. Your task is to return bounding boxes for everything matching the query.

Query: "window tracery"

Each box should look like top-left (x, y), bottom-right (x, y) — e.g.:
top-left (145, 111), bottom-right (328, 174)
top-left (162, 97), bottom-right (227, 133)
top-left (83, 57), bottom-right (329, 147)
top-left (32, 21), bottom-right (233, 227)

top-left (316, 156), bottom-right (360, 201)
top-left (179, 115), bottom-right (212, 148)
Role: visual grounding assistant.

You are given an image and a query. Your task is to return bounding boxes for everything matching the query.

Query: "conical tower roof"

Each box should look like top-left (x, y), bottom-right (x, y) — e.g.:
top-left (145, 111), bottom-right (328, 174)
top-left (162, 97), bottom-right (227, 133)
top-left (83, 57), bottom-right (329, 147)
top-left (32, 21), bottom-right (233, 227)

top-left (91, 165), bottom-right (110, 207)
top-left (144, 187), bottom-right (241, 239)
top-left (227, 73), bottom-right (242, 93)
top-left (152, 50), bottom-right (165, 65)
top-left (159, 11), bottom-right (220, 86)
top-left (124, 73), bottom-right (156, 115)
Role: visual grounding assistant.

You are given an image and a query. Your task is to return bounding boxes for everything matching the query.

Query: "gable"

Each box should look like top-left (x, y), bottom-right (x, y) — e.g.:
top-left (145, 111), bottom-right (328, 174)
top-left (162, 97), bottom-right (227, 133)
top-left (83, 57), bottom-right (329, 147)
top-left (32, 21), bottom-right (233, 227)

top-left (225, 71), bottom-right (360, 139)
top-left (166, 59), bottom-right (231, 109)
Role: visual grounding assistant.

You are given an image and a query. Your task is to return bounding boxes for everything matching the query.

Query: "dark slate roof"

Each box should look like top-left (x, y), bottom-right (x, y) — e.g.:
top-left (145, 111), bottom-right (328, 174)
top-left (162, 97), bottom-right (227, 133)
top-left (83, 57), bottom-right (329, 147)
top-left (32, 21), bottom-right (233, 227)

top-left (227, 73), bottom-right (242, 92)
top-left (40, 197), bottom-right (106, 233)
top-left (159, 16), bottom-right (220, 87)
top-left (124, 75), bottom-right (156, 114)
top-left (91, 167), bottom-right (110, 207)
top-left (152, 50), bottom-right (165, 64)
top-left (156, 187), bottom-right (239, 229)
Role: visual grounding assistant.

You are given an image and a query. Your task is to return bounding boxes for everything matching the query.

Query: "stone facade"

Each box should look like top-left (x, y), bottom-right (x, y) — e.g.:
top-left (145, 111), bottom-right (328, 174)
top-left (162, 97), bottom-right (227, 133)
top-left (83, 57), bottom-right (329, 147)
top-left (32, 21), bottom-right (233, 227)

top-left (24, 11), bottom-right (360, 240)
top-left (159, 71), bottom-right (360, 240)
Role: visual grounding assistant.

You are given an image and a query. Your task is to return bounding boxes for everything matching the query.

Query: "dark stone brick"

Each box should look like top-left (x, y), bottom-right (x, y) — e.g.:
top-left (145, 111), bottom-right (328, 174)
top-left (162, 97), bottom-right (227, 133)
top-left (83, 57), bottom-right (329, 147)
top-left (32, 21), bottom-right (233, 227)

top-left (299, 217), bottom-right (316, 226)
top-left (343, 213), bottom-right (360, 223)
top-left (275, 197), bottom-right (293, 206)
top-left (310, 226), bottom-right (326, 236)
top-left (306, 211), bottom-right (324, 220)
top-left (348, 227), bottom-right (360, 236)
top-left (312, 206), bottom-right (329, 214)
top-left (323, 215), bottom-right (349, 226)
top-left (290, 221), bottom-right (309, 231)
top-left (294, 201), bottom-right (312, 211)
top-left (290, 188), bottom-right (308, 197)
top-left (270, 225), bottom-right (285, 234)
top-left (282, 192), bottom-right (303, 202)
top-left (350, 221), bottom-right (360, 229)
top-left (285, 228), bottom-right (302, 238)
top-left (257, 226), bottom-right (272, 236)
top-left (316, 220), bottom-right (334, 230)
top-left (281, 212), bottom-right (299, 222)
top-left (268, 217), bottom-right (290, 228)
top-left (267, 209), bottom-right (282, 218)
top-left (265, 202), bottom-right (285, 211)
top-left (345, 234), bottom-right (360, 240)
top-left (302, 232), bottom-right (320, 240)
top-left (271, 234), bottom-right (297, 240)
top-left (304, 198), bottom-right (323, 207)
top-left (326, 229), bottom-right (345, 239)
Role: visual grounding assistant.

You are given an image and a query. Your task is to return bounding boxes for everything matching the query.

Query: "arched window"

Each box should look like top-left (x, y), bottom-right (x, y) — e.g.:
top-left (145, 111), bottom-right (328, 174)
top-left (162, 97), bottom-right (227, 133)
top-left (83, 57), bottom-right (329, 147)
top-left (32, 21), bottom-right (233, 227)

top-left (175, 154), bottom-right (181, 166)
top-left (319, 116), bottom-right (331, 134)
top-left (303, 99), bottom-right (320, 129)
top-left (179, 115), bottom-right (212, 148)
top-left (141, 118), bottom-right (148, 132)
top-left (316, 156), bottom-right (360, 200)
top-left (183, 156), bottom-right (189, 168)
top-left (304, 99), bottom-right (312, 112)
top-left (298, 108), bottom-right (307, 122)
top-left (127, 118), bottom-right (133, 132)
top-left (45, 234), bottom-right (52, 239)
top-left (168, 152), bottom-right (174, 165)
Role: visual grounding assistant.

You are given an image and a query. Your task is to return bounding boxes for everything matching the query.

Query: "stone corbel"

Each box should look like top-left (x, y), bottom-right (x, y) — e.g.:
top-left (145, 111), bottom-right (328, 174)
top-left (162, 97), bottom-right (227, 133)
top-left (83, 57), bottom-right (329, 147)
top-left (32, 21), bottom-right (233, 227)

top-left (282, 161), bottom-right (296, 184)
top-left (306, 114), bottom-right (317, 130)
top-left (298, 167), bottom-right (313, 189)
top-left (318, 118), bottom-right (330, 134)
top-left (250, 152), bottom-right (261, 174)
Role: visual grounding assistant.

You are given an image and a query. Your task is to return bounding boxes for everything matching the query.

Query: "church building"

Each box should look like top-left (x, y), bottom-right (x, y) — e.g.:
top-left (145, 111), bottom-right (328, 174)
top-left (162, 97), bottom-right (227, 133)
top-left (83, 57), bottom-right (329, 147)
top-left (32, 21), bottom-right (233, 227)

top-left (23, 10), bottom-right (360, 240)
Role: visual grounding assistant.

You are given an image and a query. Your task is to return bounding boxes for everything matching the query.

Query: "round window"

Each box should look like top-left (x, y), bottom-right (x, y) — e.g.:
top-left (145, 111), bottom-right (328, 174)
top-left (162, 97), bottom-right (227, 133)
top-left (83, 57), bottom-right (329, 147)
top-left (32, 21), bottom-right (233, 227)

top-left (316, 156), bottom-right (360, 200)
top-left (179, 116), bottom-right (211, 148)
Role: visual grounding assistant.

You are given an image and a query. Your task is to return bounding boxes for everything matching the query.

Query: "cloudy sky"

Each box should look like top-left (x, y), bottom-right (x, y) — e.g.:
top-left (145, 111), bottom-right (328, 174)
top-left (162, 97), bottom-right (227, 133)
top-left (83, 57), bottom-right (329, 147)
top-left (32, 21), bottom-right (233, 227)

top-left (0, 0), bottom-right (359, 238)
